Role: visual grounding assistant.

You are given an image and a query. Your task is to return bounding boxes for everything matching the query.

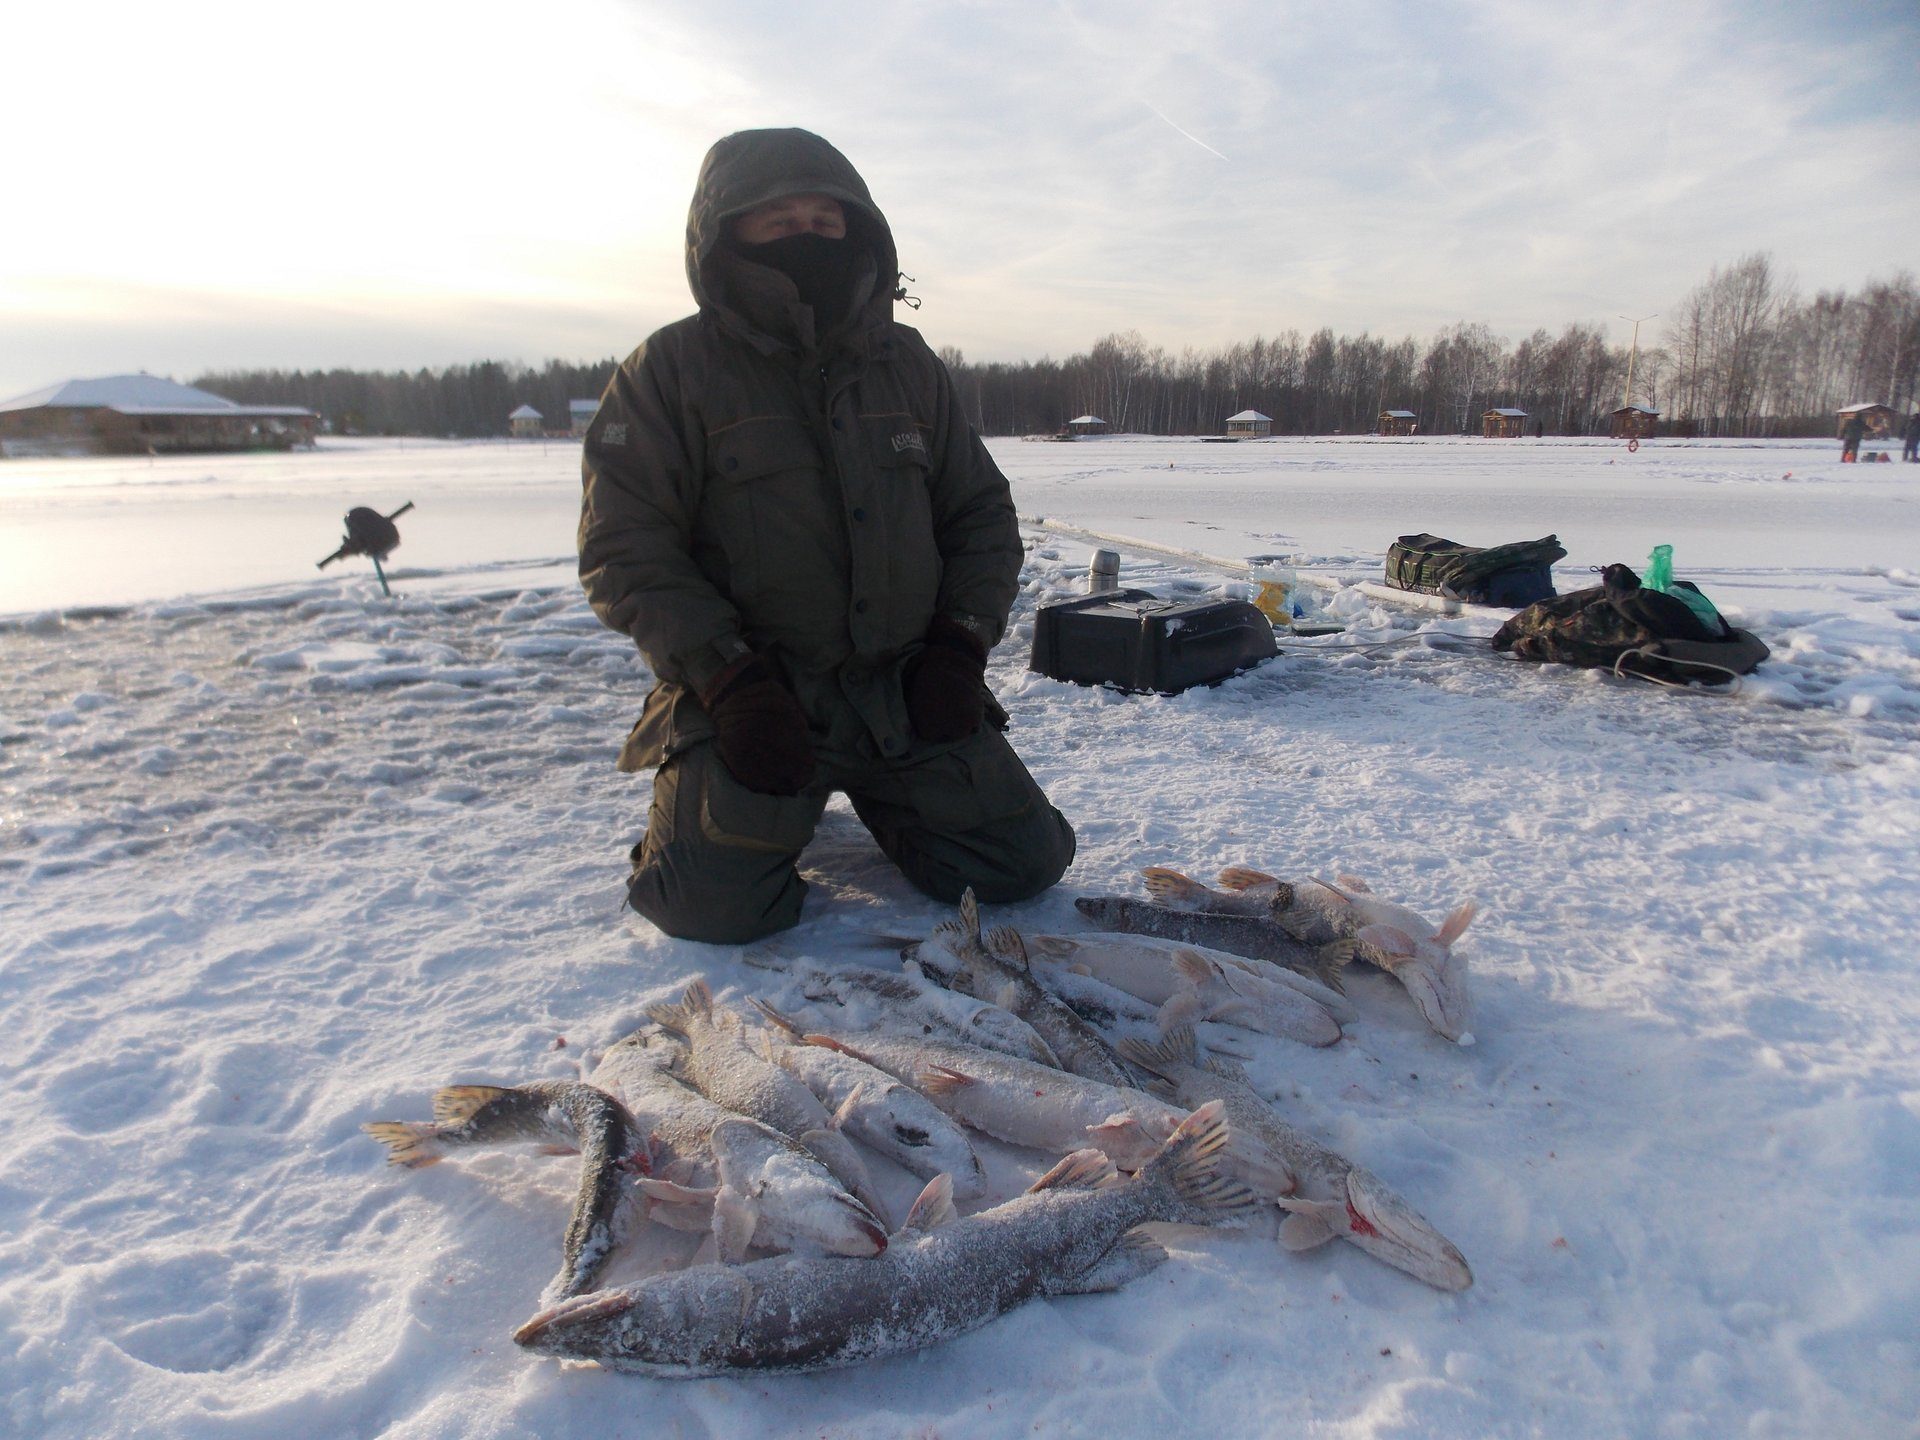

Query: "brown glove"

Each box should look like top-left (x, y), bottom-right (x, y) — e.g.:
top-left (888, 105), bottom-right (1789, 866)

top-left (699, 654), bottom-right (817, 795)
top-left (904, 615), bottom-right (988, 744)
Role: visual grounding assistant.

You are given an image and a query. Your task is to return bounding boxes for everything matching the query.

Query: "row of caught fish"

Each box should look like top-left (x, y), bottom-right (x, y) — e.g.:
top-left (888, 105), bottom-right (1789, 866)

top-left (364, 877), bottom-right (1475, 1375)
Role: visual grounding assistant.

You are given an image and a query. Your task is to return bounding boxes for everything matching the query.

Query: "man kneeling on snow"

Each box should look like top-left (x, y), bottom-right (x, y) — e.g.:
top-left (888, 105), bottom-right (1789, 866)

top-left (578, 127), bottom-right (1075, 943)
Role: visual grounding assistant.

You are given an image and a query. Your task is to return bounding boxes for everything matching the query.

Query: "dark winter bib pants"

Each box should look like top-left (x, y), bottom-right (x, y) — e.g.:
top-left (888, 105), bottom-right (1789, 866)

top-left (628, 723), bottom-right (1073, 944)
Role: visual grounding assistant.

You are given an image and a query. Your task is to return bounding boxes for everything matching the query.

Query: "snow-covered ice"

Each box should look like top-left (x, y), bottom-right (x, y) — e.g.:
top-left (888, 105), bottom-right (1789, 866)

top-left (2, 435), bottom-right (1916, 1438)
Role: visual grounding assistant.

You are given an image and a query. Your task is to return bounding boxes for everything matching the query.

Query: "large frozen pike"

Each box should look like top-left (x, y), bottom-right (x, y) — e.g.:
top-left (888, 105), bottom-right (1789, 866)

top-left (799, 1028), bottom-right (1183, 1172)
top-left (512, 1101), bottom-right (1256, 1375)
top-left (752, 1000), bottom-right (988, 1200)
top-left (906, 890), bottom-right (1136, 1089)
top-left (647, 980), bottom-right (888, 1221)
top-left (1073, 894), bottom-right (1356, 992)
top-left (746, 950), bottom-right (1060, 1065)
top-left (364, 1080), bottom-right (640, 1301)
top-left (1214, 869), bottom-right (1480, 1046)
top-left (1119, 1025), bottom-right (1472, 1291)
top-left (1023, 931), bottom-right (1350, 1046)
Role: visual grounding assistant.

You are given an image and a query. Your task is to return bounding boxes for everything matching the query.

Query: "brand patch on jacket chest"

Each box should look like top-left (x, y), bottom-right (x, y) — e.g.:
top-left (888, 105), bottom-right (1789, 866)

top-left (890, 431), bottom-right (927, 454)
top-left (599, 422), bottom-right (628, 447)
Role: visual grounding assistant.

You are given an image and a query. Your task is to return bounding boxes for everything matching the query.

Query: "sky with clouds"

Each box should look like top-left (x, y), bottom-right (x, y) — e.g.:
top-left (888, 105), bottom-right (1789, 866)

top-left (2, 0), bottom-right (1915, 398)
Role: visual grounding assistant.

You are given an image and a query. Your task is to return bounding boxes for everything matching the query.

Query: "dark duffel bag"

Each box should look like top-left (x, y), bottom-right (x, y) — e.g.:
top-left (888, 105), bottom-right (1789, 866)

top-left (1491, 563), bottom-right (1769, 684)
top-left (1386, 533), bottom-right (1566, 606)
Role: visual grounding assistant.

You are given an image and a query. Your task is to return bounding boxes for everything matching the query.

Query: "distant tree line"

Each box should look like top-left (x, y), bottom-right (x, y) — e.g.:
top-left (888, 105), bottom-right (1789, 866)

top-left (941, 257), bottom-right (1917, 439)
top-left (194, 255), bottom-right (1916, 440)
top-left (193, 358), bottom-right (619, 438)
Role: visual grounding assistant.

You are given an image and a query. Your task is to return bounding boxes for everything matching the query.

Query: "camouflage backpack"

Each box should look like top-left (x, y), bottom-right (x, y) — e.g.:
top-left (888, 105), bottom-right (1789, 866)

top-left (1491, 563), bottom-right (1769, 684)
top-left (1385, 533), bottom-right (1567, 607)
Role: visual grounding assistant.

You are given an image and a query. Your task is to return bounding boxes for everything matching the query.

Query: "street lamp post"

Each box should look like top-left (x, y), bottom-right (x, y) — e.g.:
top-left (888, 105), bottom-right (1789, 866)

top-left (1620, 312), bottom-right (1658, 409)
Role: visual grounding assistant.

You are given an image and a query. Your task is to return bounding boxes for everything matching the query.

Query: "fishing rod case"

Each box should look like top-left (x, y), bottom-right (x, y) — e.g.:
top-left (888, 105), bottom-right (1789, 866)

top-left (1386, 533), bottom-right (1565, 607)
top-left (1491, 562), bottom-right (1769, 684)
top-left (1029, 588), bottom-right (1278, 694)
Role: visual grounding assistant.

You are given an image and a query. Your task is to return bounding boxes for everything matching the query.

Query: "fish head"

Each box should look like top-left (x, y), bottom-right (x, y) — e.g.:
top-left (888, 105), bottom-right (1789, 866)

top-left (1073, 896), bottom-right (1122, 926)
top-left (1338, 1168), bottom-right (1474, 1292)
top-left (515, 1267), bottom-right (756, 1368)
top-left (716, 1128), bottom-right (889, 1258)
top-left (1357, 924), bottom-right (1475, 1045)
top-left (880, 1102), bottom-right (987, 1198)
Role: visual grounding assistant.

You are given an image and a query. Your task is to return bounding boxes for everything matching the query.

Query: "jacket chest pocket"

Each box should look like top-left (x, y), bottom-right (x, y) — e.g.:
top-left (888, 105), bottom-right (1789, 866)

top-left (703, 419), bottom-right (829, 602)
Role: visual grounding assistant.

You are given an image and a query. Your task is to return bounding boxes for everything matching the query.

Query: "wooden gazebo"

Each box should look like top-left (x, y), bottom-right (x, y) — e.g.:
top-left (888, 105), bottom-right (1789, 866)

top-left (509, 404), bottom-right (544, 438)
top-left (1482, 407), bottom-right (1529, 438)
top-left (1837, 402), bottom-right (1895, 438)
top-left (1378, 409), bottom-right (1417, 436)
top-left (1610, 404), bottom-right (1659, 439)
top-left (1066, 414), bottom-right (1107, 436)
top-left (1224, 409), bottom-right (1272, 438)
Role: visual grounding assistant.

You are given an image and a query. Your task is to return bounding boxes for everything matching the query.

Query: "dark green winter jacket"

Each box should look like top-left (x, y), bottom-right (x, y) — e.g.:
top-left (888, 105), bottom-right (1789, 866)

top-left (579, 128), bottom-right (1021, 771)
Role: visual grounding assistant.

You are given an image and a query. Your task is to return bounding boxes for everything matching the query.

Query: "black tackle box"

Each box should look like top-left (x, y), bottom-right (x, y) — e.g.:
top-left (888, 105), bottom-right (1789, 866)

top-left (1028, 588), bottom-right (1278, 694)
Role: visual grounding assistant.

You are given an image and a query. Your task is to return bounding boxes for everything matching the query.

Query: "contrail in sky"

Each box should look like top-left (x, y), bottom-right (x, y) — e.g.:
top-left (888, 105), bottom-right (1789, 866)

top-left (1141, 101), bottom-right (1229, 161)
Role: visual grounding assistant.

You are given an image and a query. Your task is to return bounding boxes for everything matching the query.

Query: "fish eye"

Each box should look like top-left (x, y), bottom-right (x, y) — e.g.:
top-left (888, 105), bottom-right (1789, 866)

top-left (894, 1126), bottom-right (930, 1146)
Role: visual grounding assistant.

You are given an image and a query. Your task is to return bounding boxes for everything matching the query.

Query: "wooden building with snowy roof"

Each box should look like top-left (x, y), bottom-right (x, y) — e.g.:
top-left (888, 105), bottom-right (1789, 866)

top-left (1482, 407), bottom-right (1529, 438)
top-left (1224, 409), bottom-right (1272, 438)
top-left (1378, 409), bottom-right (1417, 436)
top-left (568, 400), bottom-right (598, 437)
top-left (0, 374), bottom-right (316, 458)
top-left (1065, 414), bottom-right (1106, 436)
top-left (508, 404), bottom-right (544, 438)
top-left (1837, 402), bottom-right (1895, 438)
top-left (1610, 404), bottom-right (1659, 439)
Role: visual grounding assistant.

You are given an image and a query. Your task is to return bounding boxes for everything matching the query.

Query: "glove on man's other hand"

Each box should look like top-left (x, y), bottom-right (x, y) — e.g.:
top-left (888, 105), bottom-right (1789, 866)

top-left (904, 615), bottom-right (988, 744)
top-left (699, 654), bottom-right (817, 795)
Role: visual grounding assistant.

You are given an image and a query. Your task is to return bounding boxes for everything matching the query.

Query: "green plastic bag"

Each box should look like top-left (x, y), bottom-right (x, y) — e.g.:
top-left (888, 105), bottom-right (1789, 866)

top-left (1646, 544), bottom-right (1673, 593)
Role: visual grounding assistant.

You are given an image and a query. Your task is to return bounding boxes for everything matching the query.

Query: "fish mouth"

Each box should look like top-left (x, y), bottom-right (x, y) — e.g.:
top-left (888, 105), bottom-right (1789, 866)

top-left (1342, 1170), bottom-right (1473, 1291)
top-left (826, 1194), bottom-right (889, 1256)
top-left (513, 1289), bottom-right (635, 1347)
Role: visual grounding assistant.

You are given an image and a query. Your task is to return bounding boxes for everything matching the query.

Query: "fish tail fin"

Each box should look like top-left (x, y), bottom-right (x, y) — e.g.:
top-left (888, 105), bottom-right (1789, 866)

top-left (1141, 867), bottom-right (1205, 905)
top-left (431, 1084), bottom-right (514, 1127)
top-left (361, 1120), bottom-right (445, 1168)
top-left (1217, 866), bottom-right (1279, 891)
top-left (1027, 1148), bottom-right (1121, 1193)
top-left (645, 977), bottom-right (713, 1036)
top-left (1138, 1100), bottom-right (1258, 1220)
top-left (1116, 1024), bottom-right (1199, 1081)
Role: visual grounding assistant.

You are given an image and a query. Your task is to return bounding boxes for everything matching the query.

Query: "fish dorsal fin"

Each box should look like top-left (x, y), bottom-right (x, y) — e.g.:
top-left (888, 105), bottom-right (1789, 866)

top-left (1336, 874), bottom-right (1373, 894)
top-left (1216, 865), bottom-right (1278, 891)
top-left (899, 1173), bottom-right (957, 1234)
top-left (916, 1064), bottom-right (976, 1097)
top-left (984, 926), bottom-right (1030, 970)
top-left (1436, 901), bottom-right (1478, 948)
top-left (1115, 1024), bottom-right (1198, 1079)
top-left (1140, 867), bottom-right (1203, 904)
top-left (748, 997), bottom-right (803, 1038)
top-left (431, 1084), bottom-right (513, 1126)
top-left (931, 919), bottom-right (967, 942)
top-left (1027, 1148), bottom-right (1119, 1193)
top-left (1171, 948), bottom-right (1218, 987)
top-left (1358, 924), bottom-right (1419, 962)
top-left (958, 888), bottom-right (981, 944)
top-left (828, 1082), bottom-right (866, 1130)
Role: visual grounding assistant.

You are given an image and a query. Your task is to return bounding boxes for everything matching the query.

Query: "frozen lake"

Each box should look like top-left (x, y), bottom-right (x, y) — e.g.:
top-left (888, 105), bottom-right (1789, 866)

top-left (2, 434), bottom-right (1916, 1439)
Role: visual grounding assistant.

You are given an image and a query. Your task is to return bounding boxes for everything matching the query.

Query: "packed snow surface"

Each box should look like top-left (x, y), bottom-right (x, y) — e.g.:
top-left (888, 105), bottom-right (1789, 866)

top-left (2, 434), bottom-right (1917, 1438)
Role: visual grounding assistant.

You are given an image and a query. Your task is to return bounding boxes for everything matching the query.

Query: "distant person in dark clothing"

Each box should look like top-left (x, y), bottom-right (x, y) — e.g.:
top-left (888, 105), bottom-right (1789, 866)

top-left (1840, 413), bottom-right (1866, 462)
top-left (1904, 411), bottom-right (1920, 462)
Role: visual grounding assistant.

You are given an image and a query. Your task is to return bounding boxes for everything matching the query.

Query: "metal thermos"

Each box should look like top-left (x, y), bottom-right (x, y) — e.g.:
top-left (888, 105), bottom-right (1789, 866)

top-left (1088, 549), bottom-right (1121, 593)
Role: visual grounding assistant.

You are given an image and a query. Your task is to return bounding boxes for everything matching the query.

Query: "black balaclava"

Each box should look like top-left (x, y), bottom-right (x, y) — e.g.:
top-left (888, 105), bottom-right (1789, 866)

top-left (747, 231), bottom-right (862, 319)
